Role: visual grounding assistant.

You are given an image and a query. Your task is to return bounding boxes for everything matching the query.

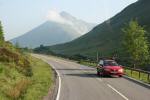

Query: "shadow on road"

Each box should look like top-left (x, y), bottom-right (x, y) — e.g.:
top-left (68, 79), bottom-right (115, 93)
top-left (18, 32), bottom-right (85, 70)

top-left (56, 68), bottom-right (116, 78)
top-left (65, 73), bottom-right (99, 78)
top-left (64, 73), bottom-right (115, 79)
top-left (55, 68), bottom-right (95, 71)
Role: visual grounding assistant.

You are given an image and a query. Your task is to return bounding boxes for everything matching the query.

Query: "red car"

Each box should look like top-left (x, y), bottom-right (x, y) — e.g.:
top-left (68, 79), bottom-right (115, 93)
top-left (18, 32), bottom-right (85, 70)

top-left (97, 59), bottom-right (124, 77)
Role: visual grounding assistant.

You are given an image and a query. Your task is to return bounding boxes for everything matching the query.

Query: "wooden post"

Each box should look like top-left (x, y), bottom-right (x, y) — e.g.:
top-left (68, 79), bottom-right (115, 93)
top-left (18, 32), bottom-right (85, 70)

top-left (131, 70), bottom-right (133, 76)
top-left (139, 71), bottom-right (141, 79)
top-left (148, 74), bottom-right (150, 83)
top-left (97, 52), bottom-right (99, 63)
top-left (134, 64), bottom-right (136, 69)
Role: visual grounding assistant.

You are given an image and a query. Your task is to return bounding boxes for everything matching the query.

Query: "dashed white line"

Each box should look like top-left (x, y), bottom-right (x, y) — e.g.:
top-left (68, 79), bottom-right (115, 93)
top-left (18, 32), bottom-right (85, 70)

top-left (107, 84), bottom-right (129, 100)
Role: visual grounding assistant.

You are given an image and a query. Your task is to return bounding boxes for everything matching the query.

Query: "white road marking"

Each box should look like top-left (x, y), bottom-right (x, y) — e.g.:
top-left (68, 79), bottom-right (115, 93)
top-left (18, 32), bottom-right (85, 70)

top-left (107, 84), bottom-right (129, 100)
top-left (96, 78), bottom-right (103, 82)
top-left (56, 69), bottom-right (61, 100)
top-left (41, 58), bottom-right (62, 100)
top-left (36, 55), bottom-right (129, 100)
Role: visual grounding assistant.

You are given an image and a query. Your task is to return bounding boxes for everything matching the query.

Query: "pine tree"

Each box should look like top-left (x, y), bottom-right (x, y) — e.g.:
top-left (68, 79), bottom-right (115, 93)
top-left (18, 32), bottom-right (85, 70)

top-left (122, 20), bottom-right (150, 67)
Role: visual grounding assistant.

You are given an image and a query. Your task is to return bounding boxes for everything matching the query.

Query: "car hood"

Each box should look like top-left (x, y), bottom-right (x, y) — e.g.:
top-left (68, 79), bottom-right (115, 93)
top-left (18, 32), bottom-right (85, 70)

top-left (104, 66), bottom-right (122, 70)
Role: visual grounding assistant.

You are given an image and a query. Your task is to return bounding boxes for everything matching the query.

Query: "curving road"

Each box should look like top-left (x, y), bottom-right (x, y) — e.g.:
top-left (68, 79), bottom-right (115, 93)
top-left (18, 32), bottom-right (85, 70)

top-left (33, 54), bottom-right (150, 100)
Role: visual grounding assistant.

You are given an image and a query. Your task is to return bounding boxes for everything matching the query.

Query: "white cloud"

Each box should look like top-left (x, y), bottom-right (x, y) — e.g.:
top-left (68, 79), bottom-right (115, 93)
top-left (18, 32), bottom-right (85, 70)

top-left (46, 10), bottom-right (93, 35)
top-left (46, 10), bottom-right (64, 23)
top-left (46, 10), bottom-right (70, 24)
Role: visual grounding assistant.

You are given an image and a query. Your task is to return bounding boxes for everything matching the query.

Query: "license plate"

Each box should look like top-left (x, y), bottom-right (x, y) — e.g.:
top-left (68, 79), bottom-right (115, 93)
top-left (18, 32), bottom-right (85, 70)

top-left (111, 71), bottom-right (117, 74)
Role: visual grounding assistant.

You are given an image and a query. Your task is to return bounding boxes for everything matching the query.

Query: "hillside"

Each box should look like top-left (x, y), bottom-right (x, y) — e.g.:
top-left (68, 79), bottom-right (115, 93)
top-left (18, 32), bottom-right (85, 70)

top-left (11, 11), bottom-right (95, 48)
top-left (48, 0), bottom-right (150, 58)
top-left (0, 42), bottom-right (54, 100)
top-left (0, 21), bottom-right (54, 99)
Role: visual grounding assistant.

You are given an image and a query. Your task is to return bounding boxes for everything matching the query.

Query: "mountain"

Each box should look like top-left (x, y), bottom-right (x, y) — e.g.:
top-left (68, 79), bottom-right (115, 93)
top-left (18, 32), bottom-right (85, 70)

top-left (11, 11), bottom-right (96, 48)
top-left (48, 0), bottom-right (150, 58)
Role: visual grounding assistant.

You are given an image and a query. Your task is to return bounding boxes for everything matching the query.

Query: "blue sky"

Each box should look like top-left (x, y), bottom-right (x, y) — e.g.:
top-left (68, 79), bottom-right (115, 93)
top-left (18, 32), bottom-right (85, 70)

top-left (0, 0), bottom-right (137, 40)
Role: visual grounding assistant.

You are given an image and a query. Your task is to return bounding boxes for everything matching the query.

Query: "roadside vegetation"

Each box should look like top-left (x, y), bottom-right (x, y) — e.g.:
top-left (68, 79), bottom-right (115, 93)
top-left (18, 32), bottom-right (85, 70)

top-left (23, 57), bottom-right (53, 100)
top-left (122, 20), bottom-right (150, 68)
top-left (0, 21), bottom-right (53, 100)
top-left (34, 20), bottom-right (150, 84)
top-left (124, 68), bottom-right (149, 83)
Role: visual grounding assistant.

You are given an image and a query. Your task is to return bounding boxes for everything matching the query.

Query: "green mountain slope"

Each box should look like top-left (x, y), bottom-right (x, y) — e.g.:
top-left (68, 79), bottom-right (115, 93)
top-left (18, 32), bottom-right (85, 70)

top-left (44, 0), bottom-right (150, 58)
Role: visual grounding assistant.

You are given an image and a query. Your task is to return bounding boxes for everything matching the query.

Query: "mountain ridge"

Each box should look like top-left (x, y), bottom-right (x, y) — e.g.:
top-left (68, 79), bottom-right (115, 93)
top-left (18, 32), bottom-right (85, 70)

top-left (49, 0), bottom-right (150, 58)
top-left (11, 11), bottom-right (96, 48)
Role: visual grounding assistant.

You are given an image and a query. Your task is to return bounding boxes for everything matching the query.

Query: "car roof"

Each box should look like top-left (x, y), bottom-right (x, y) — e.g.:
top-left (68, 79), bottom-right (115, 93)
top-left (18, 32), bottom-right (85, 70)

top-left (99, 57), bottom-right (115, 60)
top-left (99, 59), bottom-right (115, 61)
top-left (104, 60), bottom-right (115, 61)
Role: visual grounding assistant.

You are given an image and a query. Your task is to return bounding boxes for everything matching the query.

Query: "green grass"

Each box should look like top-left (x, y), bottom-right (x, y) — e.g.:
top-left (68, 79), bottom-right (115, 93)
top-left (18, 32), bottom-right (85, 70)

top-left (24, 57), bottom-right (53, 100)
top-left (0, 56), bottom-right (54, 100)
top-left (124, 69), bottom-right (150, 84)
top-left (0, 63), bottom-right (26, 100)
top-left (79, 61), bottom-right (97, 67)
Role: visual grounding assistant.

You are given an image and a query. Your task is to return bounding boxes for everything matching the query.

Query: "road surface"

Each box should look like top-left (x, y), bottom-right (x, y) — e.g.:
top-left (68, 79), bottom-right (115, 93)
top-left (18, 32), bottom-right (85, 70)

top-left (33, 54), bottom-right (150, 100)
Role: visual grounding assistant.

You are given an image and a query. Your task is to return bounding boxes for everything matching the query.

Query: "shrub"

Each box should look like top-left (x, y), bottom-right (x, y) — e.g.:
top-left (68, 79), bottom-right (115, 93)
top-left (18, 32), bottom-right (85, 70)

top-left (6, 79), bottom-right (31, 99)
top-left (0, 47), bottom-right (33, 76)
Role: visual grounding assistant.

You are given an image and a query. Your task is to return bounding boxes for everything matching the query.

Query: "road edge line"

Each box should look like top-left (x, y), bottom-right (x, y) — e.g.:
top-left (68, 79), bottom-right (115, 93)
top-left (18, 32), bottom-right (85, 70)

top-left (55, 69), bottom-right (61, 100)
top-left (123, 75), bottom-right (150, 89)
top-left (36, 55), bottom-right (61, 100)
top-left (46, 61), bottom-right (61, 100)
top-left (32, 54), bottom-right (62, 100)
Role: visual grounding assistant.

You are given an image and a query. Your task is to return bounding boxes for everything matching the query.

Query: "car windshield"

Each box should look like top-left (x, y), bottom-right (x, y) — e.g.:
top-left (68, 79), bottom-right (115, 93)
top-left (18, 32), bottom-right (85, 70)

top-left (104, 60), bottom-right (118, 66)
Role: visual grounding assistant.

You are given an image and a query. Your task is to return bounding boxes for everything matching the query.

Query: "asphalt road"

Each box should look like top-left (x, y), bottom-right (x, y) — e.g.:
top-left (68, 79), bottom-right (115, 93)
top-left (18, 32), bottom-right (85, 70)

top-left (33, 54), bottom-right (150, 100)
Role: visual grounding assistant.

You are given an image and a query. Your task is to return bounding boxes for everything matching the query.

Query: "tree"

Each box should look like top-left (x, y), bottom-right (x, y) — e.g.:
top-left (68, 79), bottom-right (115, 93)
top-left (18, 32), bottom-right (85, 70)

top-left (122, 20), bottom-right (150, 67)
top-left (0, 21), bottom-right (4, 43)
top-left (15, 41), bottom-right (20, 49)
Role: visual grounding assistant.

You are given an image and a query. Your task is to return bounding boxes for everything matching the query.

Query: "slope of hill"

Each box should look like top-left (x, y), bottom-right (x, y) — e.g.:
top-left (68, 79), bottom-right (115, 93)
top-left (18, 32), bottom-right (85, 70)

top-left (0, 42), bottom-right (54, 100)
top-left (0, 20), bottom-right (54, 99)
top-left (11, 11), bottom-right (95, 48)
top-left (48, 0), bottom-right (150, 58)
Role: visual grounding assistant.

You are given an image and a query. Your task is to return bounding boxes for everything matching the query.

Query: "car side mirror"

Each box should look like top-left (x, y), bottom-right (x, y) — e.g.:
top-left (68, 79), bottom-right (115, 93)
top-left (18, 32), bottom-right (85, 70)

top-left (98, 64), bottom-right (102, 67)
top-left (100, 64), bottom-right (103, 67)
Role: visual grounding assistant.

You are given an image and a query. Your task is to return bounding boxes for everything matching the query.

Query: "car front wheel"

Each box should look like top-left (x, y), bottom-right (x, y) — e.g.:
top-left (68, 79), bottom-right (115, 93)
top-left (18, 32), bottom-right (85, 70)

top-left (119, 75), bottom-right (123, 77)
top-left (97, 71), bottom-right (100, 76)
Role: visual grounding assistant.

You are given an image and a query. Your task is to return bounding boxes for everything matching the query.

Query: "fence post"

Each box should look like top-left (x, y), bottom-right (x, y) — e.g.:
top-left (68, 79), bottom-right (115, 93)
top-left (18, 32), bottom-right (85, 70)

top-left (124, 68), bottom-right (126, 73)
top-left (131, 69), bottom-right (133, 76)
top-left (97, 52), bottom-right (99, 63)
top-left (139, 71), bottom-right (141, 80)
top-left (148, 74), bottom-right (150, 83)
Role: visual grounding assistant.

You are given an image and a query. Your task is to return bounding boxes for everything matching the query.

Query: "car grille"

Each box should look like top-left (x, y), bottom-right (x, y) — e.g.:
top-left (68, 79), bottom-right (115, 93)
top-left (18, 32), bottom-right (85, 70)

top-left (111, 69), bottom-right (118, 72)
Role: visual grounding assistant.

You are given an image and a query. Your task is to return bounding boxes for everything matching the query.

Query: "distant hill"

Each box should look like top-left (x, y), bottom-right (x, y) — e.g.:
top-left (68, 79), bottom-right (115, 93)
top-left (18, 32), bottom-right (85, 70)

top-left (47, 0), bottom-right (150, 58)
top-left (11, 11), bottom-right (95, 48)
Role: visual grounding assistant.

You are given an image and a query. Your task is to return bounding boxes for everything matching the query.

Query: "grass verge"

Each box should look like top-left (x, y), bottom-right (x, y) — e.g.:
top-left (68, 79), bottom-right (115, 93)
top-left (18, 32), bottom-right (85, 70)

top-left (78, 61), bottom-right (97, 67)
top-left (0, 56), bottom-right (54, 100)
top-left (124, 69), bottom-right (150, 84)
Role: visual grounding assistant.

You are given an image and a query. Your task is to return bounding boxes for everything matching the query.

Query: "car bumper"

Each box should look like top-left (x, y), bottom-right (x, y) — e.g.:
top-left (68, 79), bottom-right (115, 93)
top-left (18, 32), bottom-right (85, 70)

top-left (103, 71), bottom-right (124, 76)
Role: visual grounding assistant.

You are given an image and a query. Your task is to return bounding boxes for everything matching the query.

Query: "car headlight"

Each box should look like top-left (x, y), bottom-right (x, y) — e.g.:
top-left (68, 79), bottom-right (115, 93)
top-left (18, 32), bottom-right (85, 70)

top-left (118, 69), bottom-right (123, 73)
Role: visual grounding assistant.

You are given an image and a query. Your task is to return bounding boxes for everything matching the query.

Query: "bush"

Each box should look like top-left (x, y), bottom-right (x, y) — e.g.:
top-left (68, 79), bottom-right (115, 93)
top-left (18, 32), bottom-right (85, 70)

top-left (5, 79), bottom-right (31, 99)
top-left (0, 47), bottom-right (33, 76)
